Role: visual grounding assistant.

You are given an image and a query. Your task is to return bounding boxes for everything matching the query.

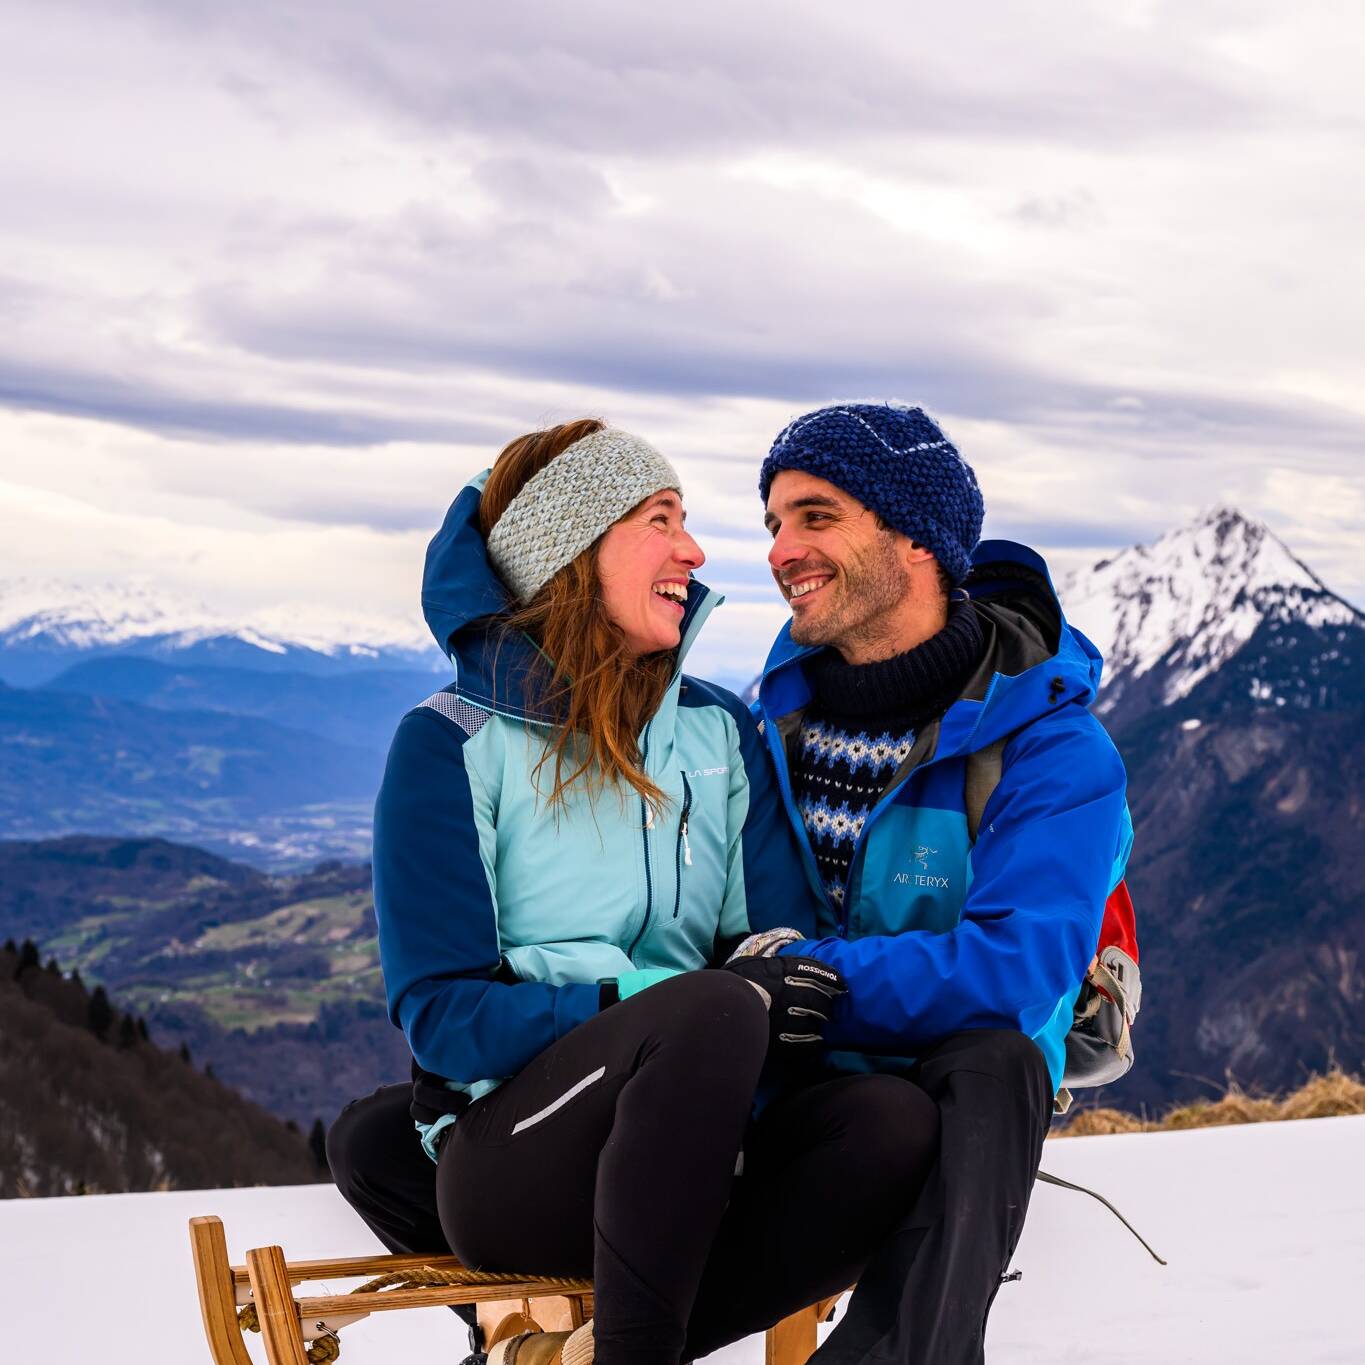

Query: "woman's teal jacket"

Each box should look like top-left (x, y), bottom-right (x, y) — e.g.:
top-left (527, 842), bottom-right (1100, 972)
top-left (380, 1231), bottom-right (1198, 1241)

top-left (373, 474), bottom-right (818, 1124)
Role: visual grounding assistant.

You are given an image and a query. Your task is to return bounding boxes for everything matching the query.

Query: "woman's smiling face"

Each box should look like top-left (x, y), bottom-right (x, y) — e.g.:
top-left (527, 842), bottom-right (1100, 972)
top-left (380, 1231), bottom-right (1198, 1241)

top-left (597, 490), bottom-right (705, 657)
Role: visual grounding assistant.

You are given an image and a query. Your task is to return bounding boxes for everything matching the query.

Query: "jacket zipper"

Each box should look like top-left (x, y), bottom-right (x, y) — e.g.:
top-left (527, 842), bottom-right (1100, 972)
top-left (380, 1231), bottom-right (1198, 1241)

top-left (628, 727), bottom-right (654, 958)
top-left (673, 771), bottom-right (693, 918)
top-left (758, 678), bottom-right (940, 936)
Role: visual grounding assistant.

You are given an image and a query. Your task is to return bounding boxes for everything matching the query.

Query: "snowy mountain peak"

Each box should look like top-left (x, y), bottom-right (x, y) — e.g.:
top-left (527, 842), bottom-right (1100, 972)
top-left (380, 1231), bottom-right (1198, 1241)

top-left (0, 578), bottom-right (218, 648)
top-left (1061, 506), bottom-right (1361, 712)
top-left (0, 576), bottom-right (437, 679)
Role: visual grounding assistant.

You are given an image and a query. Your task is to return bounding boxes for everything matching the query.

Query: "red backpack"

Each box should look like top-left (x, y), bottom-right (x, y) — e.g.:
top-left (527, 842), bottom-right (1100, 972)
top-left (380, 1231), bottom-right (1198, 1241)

top-left (965, 740), bottom-right (1142, 1114)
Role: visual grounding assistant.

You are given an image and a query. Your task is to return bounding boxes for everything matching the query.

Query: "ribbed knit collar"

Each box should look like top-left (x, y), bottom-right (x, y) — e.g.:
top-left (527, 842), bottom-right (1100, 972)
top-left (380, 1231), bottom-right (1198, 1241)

top-left (804, 599), bottom-right (985, 719)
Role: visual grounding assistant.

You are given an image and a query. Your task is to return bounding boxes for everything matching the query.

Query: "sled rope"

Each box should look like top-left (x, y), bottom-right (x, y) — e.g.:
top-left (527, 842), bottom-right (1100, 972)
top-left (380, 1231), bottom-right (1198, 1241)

top-left (236, 1302), bottom-right (340, 1364)
top-left (1037, 1169), bottom-right (1168, 1265)
top-left (237, 1265), bottom-right (593, 1360)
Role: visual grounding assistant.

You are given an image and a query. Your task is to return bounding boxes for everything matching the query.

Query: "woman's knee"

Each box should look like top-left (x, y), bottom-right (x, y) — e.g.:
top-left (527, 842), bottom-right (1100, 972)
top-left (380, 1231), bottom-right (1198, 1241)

top-left (643, 968), bottom-right (770, 1053)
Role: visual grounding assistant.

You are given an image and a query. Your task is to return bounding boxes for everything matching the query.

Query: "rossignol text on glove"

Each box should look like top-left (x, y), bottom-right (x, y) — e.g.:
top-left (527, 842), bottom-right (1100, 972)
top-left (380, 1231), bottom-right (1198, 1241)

top-left (723, 955), bottom-right (848, 1049)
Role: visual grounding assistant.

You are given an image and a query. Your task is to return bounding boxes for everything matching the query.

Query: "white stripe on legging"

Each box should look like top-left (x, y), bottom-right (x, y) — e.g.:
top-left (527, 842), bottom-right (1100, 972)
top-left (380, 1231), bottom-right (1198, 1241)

top-left (510, 1065), bottom-right (608, 1135)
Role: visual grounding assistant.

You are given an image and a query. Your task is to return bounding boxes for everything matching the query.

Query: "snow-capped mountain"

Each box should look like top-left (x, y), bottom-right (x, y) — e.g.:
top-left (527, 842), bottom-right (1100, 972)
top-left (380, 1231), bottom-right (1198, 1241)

top-left (1058, 506), bottom-right (1362, 721)
top-left (0, 578), bottom-right (443, 684)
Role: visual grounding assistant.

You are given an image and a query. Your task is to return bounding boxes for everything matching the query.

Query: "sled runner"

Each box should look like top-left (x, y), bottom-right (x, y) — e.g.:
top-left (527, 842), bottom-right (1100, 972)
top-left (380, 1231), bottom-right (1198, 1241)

top-left (189, 1214), bottom-right (839, 1365)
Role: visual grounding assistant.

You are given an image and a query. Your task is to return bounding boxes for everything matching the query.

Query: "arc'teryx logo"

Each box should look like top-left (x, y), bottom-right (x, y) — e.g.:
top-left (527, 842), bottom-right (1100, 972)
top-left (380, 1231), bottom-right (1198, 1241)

top-left (893, 846), bottom-right (950, 889)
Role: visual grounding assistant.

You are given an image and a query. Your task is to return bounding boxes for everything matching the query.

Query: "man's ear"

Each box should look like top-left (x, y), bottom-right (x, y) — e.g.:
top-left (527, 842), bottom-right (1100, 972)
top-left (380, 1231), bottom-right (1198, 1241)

top-left (903, 538), bottom-right (936, 568)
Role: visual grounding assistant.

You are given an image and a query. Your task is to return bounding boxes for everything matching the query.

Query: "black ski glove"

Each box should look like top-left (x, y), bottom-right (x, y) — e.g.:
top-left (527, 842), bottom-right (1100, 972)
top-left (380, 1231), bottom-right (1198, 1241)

top-left (723, 954), bottom-right (848, 1051)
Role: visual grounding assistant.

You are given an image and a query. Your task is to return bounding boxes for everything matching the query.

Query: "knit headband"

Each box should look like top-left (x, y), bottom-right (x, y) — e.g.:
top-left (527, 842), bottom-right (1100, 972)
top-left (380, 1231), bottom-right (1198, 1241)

top-left (485, 428), bottom-right (682, 603)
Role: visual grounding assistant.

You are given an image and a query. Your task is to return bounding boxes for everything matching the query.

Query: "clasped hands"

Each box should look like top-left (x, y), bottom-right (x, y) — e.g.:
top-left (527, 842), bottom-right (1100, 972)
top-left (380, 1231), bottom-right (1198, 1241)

top-left (723, 928), bottom-right (847, 1053)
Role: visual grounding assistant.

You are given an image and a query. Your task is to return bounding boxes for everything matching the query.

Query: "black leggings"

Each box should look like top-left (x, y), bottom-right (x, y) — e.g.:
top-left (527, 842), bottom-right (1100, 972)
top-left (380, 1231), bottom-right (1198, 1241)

top-left (333, 971), bottom-right (939, 1365)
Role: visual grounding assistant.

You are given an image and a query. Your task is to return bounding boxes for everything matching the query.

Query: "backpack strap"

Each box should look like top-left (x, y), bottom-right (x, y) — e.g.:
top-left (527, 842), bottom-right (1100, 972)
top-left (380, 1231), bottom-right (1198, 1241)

top-left (964, 737), bottom-right (1008, 843)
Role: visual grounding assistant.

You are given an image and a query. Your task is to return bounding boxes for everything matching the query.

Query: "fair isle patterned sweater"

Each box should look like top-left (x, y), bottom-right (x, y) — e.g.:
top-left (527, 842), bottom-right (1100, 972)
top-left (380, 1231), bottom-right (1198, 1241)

top-left (790, 602), bottom-right (985, 908)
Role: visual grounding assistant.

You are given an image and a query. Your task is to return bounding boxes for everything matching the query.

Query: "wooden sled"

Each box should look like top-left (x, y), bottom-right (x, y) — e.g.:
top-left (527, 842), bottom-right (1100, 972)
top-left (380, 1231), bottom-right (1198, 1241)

top-left (190, 1214), bottom-right (840, 1365)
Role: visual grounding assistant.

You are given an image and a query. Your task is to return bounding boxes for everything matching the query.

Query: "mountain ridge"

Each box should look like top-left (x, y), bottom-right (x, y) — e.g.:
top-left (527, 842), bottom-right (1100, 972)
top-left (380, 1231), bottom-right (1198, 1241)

top-left (0, 576), bottom-right (445, 685)
top-left (1058, 505), bottom-right (1363, 729)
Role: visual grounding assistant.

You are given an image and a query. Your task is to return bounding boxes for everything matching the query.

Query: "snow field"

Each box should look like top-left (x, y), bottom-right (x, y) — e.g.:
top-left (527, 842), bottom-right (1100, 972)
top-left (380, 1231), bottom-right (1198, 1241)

top-left (1, 1115), bottom-right (1360, 1365)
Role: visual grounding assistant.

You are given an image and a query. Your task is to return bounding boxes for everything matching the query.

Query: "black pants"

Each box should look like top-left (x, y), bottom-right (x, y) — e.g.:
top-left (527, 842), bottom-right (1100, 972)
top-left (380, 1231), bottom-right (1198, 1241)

top-left (329, 976), bottom-right (1045, 1364)
top-left (811, 1029), bottom-right (1053, 1365)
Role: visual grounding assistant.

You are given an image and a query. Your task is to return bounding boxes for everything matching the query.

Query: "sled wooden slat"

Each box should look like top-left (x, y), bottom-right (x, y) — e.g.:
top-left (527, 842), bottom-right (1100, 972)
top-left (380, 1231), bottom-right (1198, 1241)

top-left (188, 1216), bottom-right (254, 1365)
top-left (247, 1244), bottom-right (312, 1365)
top-left (227, 1248), bottom-right (473, 1286)
top-left (191, 1213), bottom-right (833, 1365)
top-left (766, 1304), bottom-right (818, 1365)
top-left (296, 1277), bottom-right (594, 1318)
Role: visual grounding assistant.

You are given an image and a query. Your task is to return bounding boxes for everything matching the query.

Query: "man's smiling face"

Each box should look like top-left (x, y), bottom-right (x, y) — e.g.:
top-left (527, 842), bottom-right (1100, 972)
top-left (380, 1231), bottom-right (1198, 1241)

top-left (764, 469), bottom-right (924, 661)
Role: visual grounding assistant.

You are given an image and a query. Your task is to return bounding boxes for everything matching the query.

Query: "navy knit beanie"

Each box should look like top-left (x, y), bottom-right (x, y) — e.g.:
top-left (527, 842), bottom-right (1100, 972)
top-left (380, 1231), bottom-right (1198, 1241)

top-left (758, 403), bottom-right (985, 585)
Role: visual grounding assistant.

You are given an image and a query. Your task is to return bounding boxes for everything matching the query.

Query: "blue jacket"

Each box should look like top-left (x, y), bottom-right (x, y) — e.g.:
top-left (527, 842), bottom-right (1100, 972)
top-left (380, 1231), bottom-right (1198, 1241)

top-left (756, 541), bottom-right (1133, 1092)
top-left (373, 473), bottom-right (818, 1145)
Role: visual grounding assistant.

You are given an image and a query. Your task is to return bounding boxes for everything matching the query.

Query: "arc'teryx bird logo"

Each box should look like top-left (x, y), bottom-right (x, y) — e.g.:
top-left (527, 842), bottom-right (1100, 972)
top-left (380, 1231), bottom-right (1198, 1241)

top-left (893, 846), bottom-right (949, 889)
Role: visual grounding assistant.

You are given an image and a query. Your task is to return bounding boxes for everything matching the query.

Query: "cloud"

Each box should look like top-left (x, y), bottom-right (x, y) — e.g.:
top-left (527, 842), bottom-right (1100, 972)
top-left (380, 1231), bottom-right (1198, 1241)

top-left (0, 355), bottom-right (496, 447)
top-left (1, 0), bottom-right (1362, 681)
top-left (121, 0), bottom-right (1273, 154)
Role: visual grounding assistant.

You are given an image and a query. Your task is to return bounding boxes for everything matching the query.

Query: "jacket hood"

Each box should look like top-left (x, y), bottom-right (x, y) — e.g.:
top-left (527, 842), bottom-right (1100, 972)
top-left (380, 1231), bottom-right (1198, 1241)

top-left (759, 538), bottom-right (1103, 757)
top-left (421, 470), bottom-right (719, 722)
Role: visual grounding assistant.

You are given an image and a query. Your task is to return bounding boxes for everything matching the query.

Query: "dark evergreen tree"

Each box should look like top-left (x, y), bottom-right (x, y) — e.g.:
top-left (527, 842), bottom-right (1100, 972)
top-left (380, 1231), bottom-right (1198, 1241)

top-left (117, 1015), bottom-right (138, 1049)
top-left (204, 1063), bottom-right (216, 1080)
top-left (136, 1018), bottom-right (150, 1043)
top-left (3, 938), bottom-right (15, 954)
top-left (69, 968), bottom-right (85, 992)
top-left (86, 986), bottom-right (114, 1040)
top-left (45, 957), bottom-right (62, 975)
top-left (308, 1118), bottom-right (329, 1172)
top-left (178, 1042), bottom-right (192, 1065)
top-left (15, 939), bottom-right (40, 978)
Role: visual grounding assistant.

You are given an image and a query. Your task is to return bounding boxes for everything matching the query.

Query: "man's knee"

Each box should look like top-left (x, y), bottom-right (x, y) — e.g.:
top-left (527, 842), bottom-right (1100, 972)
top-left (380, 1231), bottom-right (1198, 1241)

top-left (326, 1084), bottom-right (413, 1200)
top-left (838, 1074), bottom-right (940, 1178)
top-left (966, 1029), bottom-right (1050, 1081)
top-left (918, 1028), bottom-right (1052, 1100)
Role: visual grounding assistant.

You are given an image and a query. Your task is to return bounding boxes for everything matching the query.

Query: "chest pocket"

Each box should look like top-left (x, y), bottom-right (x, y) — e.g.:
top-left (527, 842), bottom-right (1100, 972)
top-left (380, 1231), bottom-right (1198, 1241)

top-left (848, 800), bottom-right (973, 937)
top-left (665, 764), bottom-right (729, 936)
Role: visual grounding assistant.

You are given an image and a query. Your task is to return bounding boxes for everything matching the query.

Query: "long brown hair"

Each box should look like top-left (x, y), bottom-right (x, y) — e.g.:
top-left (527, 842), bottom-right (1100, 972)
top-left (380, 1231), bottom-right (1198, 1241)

top-left (479, 419), bottom-right (674, 812)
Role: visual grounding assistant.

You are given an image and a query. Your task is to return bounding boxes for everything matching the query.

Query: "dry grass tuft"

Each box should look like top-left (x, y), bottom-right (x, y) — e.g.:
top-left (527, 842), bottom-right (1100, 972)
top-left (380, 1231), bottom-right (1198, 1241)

top-left (1278, 1069), bottom-right (1365, 1120)
top-left (1053, 1066), bottom-right (1365, 1137)
top-left (1055, 1107), bottom-right (1147, 1137)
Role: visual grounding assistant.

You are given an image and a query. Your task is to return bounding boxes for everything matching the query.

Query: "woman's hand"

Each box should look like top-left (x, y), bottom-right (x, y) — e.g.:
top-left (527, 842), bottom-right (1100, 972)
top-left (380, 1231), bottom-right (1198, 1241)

top-left (725, 927), bottom-right (807, 962)
top-left (722, 955), bottom-right (847, 1051)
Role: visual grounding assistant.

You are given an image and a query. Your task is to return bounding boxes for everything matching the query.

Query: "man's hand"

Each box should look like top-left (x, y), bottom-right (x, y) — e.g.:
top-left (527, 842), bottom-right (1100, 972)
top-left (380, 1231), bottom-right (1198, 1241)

top-left (723, 955), bottom-right (847, 1050)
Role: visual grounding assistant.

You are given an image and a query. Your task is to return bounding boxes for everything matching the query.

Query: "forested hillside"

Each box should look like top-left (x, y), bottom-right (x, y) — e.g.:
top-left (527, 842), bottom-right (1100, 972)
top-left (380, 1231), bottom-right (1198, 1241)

top-left (0, 940), bottom-right (326, 1197)
top-left (0, 838), bottom-right (409, 1126)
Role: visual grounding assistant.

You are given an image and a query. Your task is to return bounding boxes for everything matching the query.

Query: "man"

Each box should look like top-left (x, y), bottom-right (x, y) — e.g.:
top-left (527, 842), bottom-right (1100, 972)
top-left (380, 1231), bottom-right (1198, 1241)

top-left (328, 402), bottom-right (1131, 1365)
top-left (734, 401), bottom-right (1131, 1364)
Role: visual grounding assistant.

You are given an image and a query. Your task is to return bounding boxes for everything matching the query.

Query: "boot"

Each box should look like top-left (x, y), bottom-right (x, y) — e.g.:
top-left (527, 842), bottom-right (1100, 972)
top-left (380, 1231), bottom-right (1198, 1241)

top-left (487, 1318), bottom-right (593, 1365)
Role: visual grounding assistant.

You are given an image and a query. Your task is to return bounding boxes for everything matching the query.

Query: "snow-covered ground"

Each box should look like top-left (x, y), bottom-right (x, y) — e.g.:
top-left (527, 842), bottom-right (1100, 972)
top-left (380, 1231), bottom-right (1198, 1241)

top-left (3, 1117), bottom-right (1360, 1365)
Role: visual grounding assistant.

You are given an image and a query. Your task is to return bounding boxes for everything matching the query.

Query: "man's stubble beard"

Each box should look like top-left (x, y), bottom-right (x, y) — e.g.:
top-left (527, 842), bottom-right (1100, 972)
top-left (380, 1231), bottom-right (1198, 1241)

top-left (788, 533), bottom-right (913, 657)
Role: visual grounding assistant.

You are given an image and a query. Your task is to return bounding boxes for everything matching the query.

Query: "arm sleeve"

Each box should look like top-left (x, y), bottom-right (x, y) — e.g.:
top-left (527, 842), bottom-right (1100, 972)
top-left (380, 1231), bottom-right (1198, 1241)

top-left (374, 708), bottom-right (599, 1082)
top-left (778, 711), bottom-right (1127, 1051)
top-left (715, 696), bottom-right (820, 953)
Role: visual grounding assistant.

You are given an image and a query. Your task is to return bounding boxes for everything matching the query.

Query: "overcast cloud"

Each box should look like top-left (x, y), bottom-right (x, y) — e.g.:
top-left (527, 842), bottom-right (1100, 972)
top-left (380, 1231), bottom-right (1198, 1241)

top-left (1, 0), bottom-right (1361, 678)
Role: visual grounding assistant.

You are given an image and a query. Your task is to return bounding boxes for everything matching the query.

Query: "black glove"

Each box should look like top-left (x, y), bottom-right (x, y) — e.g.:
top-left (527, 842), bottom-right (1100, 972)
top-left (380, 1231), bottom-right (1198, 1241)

top-left (723, 954), bottom-right (847, 1051)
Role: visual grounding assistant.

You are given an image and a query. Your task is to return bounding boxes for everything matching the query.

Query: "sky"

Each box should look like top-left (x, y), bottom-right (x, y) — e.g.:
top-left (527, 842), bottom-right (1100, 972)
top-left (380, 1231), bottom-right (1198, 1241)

top-left (1, 0), bottom-right (1362, 680)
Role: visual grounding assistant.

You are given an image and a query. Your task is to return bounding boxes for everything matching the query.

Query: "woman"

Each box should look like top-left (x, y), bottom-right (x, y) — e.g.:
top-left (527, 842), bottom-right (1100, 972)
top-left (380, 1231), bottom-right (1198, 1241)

top-left (331, 420), bottom-right (937, 1365)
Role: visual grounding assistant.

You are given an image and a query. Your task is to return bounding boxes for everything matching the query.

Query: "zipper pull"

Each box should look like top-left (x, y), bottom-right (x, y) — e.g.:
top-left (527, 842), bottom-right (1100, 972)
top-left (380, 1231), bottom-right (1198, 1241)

top-left (643, 802), bottom-right (655, 830)
top-left (681, 820), bottom-right (693, 867)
